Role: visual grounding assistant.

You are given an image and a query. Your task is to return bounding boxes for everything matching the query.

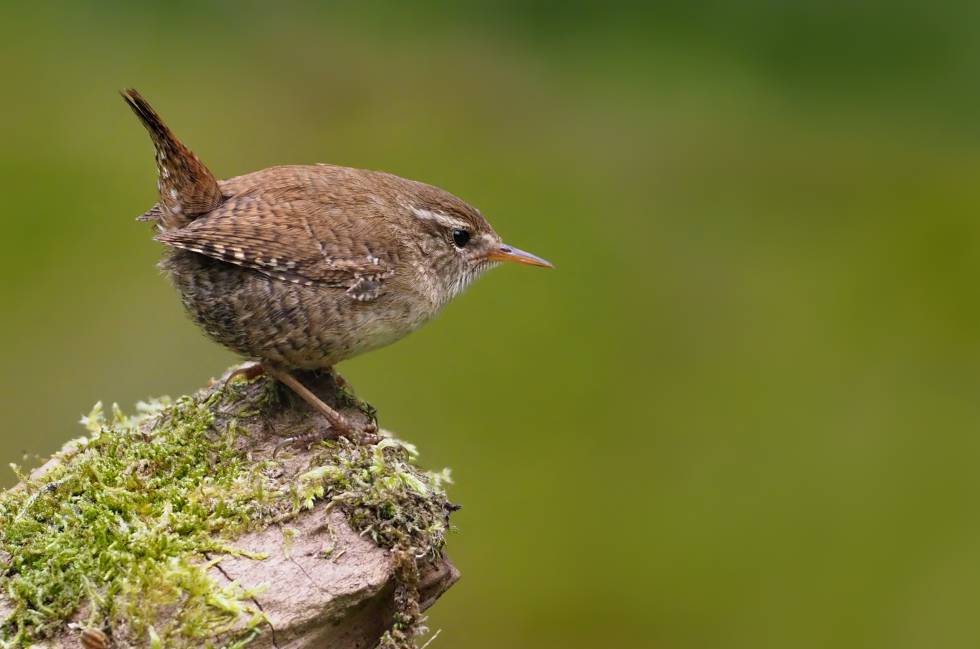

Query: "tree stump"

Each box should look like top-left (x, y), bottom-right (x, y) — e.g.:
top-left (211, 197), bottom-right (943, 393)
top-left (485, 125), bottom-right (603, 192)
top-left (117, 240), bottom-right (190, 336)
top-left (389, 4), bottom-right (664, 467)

top-left (0, 366), bottom-right (459, 648)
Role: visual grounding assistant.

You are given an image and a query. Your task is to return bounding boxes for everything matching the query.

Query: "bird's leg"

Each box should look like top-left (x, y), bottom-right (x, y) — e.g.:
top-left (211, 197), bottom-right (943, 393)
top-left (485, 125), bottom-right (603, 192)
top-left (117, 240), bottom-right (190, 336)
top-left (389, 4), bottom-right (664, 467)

top-left (264, 366), bottom-right (381, 453)
top-left (266, 366), bottom-right (353, 435)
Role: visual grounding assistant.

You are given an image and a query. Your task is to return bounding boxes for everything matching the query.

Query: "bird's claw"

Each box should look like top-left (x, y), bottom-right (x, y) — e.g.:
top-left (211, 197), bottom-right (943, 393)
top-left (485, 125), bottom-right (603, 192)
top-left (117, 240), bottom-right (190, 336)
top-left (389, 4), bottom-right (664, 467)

top-left (271, 425), bottom-right (381, 458)
top-left (223, 362), bottom-right (266, 390)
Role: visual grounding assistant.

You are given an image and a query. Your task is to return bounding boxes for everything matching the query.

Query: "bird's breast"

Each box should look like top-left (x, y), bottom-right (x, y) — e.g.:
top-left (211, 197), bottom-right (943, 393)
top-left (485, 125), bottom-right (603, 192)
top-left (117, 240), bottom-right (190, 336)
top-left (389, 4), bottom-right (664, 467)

top-left (334, 289), bottom-right (438, 358)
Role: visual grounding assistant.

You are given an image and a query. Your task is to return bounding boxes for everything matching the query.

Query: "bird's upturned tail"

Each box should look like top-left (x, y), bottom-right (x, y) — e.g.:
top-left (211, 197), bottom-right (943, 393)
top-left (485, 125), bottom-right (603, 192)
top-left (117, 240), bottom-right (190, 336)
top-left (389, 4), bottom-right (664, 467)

top-left (121, 88), bottom-right (223, 230)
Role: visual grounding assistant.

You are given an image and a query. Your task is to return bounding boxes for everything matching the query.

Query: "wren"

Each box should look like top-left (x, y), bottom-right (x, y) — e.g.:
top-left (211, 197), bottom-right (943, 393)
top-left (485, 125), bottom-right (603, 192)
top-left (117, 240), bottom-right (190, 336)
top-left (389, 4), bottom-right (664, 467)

top-left (122, 89), bottom-right (552, 440)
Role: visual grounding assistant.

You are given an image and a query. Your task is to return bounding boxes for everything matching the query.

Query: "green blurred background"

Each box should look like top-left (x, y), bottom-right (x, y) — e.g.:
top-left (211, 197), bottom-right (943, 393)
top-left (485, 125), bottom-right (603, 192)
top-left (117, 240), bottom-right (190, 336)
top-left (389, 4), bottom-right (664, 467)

top-left (3, 2), bottom-right (980, 647)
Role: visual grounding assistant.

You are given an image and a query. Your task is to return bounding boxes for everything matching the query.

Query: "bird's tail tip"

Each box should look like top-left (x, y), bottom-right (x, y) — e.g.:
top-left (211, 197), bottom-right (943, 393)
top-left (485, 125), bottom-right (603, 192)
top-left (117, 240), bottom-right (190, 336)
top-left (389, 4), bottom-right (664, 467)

top-left (120, 88), bottom-right (224, 227)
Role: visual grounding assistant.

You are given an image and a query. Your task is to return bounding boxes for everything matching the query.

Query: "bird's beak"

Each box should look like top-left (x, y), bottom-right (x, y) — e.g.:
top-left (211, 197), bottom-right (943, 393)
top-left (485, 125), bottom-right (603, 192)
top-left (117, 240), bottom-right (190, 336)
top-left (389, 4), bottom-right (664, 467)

top-left (487, 244), bottom-right (554, 269)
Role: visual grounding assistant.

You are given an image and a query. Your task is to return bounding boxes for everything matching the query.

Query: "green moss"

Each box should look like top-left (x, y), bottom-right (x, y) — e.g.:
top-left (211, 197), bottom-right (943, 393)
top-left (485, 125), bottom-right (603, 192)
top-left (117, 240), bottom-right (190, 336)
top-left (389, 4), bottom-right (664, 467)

top-left (0, 395), bottom-right (273, 648)
top-left (295, 438), bottom-right (452, 559)
top-left (0, 373), bottom-right (453, 649)
top-left (294, 435), bottom-right (455, 649)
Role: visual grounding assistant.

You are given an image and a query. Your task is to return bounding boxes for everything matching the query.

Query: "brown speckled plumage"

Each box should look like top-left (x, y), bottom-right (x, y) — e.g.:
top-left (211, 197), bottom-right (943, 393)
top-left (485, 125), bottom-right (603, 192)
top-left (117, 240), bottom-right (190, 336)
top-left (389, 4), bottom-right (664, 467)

top-left (123, 89), bottom-right (551, 437)
top-left (159, 165), bottom-right (470, 369)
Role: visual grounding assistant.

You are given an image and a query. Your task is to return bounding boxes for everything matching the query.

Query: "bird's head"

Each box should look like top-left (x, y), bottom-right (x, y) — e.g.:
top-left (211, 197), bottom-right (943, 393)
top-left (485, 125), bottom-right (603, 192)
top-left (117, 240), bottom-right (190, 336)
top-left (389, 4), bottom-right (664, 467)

top-left (397, 182), bottom-right (552, 303)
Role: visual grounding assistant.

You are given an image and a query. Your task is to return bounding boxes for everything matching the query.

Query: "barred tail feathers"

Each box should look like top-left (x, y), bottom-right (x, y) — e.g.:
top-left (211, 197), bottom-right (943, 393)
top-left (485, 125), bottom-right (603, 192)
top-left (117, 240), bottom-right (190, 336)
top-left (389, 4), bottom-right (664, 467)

top-left (121, 88), bottom-right (223, 229)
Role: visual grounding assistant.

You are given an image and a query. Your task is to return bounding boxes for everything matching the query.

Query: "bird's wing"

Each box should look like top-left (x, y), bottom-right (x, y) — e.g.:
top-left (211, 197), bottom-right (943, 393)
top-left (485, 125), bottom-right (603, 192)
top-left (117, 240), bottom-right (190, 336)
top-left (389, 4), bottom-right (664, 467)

top-left (154, 195), bottom-right (393, 299)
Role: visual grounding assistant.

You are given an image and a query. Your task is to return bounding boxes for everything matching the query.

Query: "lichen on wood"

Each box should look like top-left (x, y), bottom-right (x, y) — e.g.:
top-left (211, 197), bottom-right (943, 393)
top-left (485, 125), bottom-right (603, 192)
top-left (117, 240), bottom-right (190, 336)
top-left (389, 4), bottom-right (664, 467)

top-left (0, 366), bottom-right (458, 649)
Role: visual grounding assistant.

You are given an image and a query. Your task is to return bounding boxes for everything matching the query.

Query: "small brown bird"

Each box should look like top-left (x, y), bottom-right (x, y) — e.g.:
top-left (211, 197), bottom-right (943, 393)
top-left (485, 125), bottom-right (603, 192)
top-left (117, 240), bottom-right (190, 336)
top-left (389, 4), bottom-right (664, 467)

top-left (122, 89), bottom-right (551, 439)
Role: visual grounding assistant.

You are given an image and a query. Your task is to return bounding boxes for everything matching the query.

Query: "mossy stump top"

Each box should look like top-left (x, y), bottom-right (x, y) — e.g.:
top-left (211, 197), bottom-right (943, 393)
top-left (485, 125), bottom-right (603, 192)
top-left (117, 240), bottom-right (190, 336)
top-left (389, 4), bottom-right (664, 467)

top-left (0, 366), bottom-right (458, 649)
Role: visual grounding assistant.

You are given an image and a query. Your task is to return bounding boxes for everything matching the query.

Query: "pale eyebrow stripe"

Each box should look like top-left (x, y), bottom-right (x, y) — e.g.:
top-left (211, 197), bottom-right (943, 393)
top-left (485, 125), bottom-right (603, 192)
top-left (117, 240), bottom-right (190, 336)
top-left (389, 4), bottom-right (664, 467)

top-left (409, 206), bottom-right (470, 231)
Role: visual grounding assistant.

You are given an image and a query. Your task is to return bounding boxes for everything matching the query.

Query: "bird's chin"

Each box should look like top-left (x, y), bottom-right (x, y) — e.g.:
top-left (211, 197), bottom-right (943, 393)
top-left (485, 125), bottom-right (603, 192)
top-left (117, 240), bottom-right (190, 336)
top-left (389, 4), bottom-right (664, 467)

top-left (446, 260), bottom-right (499, 301)
top-left (473, 259), bottom-right (501, 275)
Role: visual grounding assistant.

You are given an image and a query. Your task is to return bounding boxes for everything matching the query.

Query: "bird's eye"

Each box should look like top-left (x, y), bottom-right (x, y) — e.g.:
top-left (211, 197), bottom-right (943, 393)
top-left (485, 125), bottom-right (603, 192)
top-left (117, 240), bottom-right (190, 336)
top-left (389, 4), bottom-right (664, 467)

top-left (452, 229), bottom-right (471, 248)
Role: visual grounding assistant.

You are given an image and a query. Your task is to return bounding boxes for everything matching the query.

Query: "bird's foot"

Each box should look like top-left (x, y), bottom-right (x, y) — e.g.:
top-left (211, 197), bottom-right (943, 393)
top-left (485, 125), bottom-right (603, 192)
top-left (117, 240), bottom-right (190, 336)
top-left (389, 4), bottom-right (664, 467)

top-left (272, 430), bottom-right (325, 458)
top-left (223, 362), bottom-right (266, 389)
top-left (272, 424), bottom-right (382, 457)
top-left (265, 366), bottom-right (381, 455)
